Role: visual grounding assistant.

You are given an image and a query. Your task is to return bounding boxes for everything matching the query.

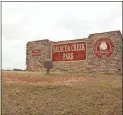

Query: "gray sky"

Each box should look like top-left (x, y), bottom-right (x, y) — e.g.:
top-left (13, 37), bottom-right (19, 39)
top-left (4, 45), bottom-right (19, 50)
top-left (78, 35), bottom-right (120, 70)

top-left (2, 2), bottom-right (122, 70)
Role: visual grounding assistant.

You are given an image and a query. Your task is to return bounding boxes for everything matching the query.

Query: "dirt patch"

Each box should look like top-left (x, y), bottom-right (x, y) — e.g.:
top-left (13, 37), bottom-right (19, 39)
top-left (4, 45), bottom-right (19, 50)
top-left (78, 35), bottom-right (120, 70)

top-left (2, 72), bottom-right (91, 86)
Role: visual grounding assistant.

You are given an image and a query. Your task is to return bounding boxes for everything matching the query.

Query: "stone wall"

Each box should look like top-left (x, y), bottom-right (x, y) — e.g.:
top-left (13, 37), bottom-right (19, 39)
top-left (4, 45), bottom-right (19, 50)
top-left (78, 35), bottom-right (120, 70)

top-left (26, 39), bottom-right (52, 71)
top-left (26, 30), bottom-right (122, 74)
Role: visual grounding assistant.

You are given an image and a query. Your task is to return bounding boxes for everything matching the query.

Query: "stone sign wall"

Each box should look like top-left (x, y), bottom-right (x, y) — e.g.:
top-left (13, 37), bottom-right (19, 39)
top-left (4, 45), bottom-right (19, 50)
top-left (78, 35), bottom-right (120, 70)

top-left (26, 30), bottom-right (122, 74)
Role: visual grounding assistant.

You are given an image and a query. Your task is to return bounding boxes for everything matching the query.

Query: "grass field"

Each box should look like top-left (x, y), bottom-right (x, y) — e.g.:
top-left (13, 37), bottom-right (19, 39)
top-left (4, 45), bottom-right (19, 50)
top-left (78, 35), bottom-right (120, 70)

top-left (2, 71), bottom-right (122, 115)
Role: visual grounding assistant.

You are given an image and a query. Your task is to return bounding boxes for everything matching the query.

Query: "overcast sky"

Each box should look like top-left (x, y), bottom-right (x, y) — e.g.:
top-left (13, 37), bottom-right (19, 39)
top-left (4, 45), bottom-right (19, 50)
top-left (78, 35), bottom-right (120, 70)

top-left (2, 2), bottom-right (122, 70)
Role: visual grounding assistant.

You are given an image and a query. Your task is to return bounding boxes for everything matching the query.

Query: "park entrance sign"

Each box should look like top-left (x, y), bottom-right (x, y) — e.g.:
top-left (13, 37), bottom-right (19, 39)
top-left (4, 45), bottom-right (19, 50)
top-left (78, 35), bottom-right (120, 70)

top-left (52, 41), bottom-right (87, 61)
top-left (26, 30), bottom-right (121, 74)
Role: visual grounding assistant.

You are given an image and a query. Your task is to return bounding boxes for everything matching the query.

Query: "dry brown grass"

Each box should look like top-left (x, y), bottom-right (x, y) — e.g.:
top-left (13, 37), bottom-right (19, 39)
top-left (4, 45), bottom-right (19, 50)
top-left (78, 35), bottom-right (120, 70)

top-left (2, 70), bottom-right (122, 115)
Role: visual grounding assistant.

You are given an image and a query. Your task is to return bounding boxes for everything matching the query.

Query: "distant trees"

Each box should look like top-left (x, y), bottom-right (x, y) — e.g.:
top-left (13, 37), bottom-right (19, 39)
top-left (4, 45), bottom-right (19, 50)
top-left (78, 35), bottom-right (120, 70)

top-left (13, 68), bottom-right (24, 71)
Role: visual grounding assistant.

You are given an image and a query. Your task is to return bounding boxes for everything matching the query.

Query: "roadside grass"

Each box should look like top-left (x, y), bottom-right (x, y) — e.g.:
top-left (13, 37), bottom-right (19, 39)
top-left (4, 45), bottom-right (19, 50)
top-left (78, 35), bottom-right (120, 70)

top-left (2, 71), bottom-right (122, 115)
